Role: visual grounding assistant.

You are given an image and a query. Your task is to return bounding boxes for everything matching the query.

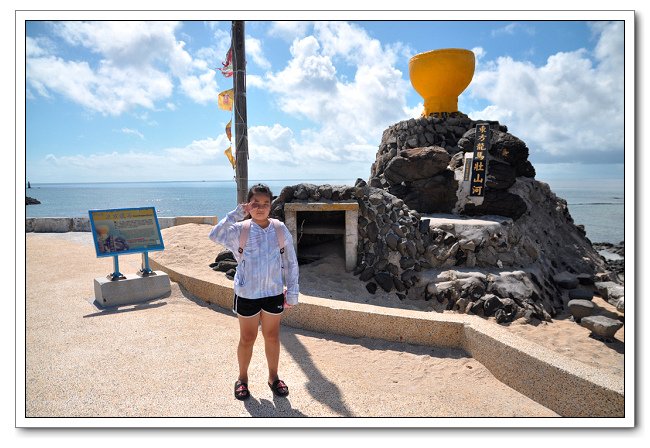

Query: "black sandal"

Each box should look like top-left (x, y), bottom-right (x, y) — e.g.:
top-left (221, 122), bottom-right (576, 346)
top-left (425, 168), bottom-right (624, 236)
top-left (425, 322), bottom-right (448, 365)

top-left (234, 380), bottom-right (250, 400)
top-left (268, 379), bottom-right (289, 397)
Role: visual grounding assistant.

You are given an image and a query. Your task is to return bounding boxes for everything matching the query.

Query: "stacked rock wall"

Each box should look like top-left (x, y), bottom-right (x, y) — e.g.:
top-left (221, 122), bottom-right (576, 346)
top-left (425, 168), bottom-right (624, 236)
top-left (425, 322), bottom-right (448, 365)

top-left (271, 181), bottom-right (429, 300)
top-left (266, 112), bottom-right (612, 325)
top-left (369, 112), bottom-right (537, 220)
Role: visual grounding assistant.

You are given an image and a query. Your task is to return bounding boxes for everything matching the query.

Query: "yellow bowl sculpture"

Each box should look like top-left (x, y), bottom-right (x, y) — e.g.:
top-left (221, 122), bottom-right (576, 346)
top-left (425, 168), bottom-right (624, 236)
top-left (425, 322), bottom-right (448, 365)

top-left (409, 48), bottom-right (475, 115)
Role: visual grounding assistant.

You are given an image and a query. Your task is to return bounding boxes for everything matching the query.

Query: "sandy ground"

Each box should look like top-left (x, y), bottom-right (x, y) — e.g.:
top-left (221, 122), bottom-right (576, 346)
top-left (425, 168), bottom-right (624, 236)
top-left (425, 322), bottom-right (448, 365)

top-left (21, 226), bottom-right (623, 421)
top-left (158, 224), bottom-right (624, 378)
top-left (297, 239), bottom-right (625, 378)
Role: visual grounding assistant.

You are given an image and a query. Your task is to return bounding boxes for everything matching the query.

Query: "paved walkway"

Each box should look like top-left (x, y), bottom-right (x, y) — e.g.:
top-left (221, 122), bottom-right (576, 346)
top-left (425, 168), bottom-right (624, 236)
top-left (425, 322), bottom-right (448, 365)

top-left (23, 232), bottom-right (558, 422)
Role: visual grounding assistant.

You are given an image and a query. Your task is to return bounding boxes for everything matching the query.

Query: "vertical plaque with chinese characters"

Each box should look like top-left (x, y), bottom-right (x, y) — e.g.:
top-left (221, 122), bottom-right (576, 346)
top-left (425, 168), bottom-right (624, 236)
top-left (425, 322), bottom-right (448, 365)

top-left (469, 123), bottom-right (491, 197)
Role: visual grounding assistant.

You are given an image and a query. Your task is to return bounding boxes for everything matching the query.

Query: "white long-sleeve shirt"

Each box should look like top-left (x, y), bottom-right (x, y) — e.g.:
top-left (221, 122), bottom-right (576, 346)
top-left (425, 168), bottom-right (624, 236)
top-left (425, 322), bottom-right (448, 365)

top-left (208, 205), bottom-right (300, 305)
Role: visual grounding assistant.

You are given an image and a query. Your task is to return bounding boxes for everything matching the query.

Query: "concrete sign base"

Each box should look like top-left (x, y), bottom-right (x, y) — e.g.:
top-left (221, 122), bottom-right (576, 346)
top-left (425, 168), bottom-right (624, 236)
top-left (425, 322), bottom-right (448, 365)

top-left (93, 271), bottom-right (171, 307)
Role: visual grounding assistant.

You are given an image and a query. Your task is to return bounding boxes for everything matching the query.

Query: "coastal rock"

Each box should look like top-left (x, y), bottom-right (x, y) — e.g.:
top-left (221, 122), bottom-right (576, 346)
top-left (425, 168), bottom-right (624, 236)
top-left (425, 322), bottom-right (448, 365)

top-left (383, 146), bottom-right (451, 185)
top-left (463, 190), bottom-right (528, 220)
top-left (579, 315), bottom-right (624, 340)
top-left (374, 272), bottom-right (394, 292)
top-left (568, 289), bottom-right (594, 300)
top-left (485, 160), bottom-right (517, 190)
top-left (482, 294), bottom-right (502, 317)
top-left (211, 260), bottom-right (238, 272)
top-left (26, 196), bottom-right (41, 205)
top-left (595, 281), bottom-right (625, 305)
top-left (616, 297), bottom-right (624, 314)
top-left (215, 250), bottom-right (236, 263)
top-left (553, 272), bottom-right (580, 290)
top-left (365, 282), bottom-right (377, 294)
top-left (567, 299), bottom-right (595, 322)
top-left (577, 273), bottom-right (595, 285)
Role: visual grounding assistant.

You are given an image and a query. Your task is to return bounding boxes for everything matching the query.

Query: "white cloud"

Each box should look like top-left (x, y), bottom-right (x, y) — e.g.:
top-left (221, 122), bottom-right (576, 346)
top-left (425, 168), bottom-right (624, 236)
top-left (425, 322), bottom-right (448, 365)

top-left (246, 74), bottom-right (265, 88)
top-left (268, 21), bottom-right (311, 41)
top-left (252, 22), bottom-right (410, 167)
top-left (467, 21), bottom-right (623, 163)
top-left (404, 102), bottom-right (423, 119)
top-left (27, 21), bottom-right (219, 114)
top-left (53, 21), bottom-right (182, 69)
top-left (245, 36), bottom-right (271, 70)
top-left (120, 128), bottom-right (144, 140)
top-left (472, 46), bottom-right (486, 61)
top-left (38, 134), bottom-right (234, 182)
top-left (491, 22), bottom-right (536, 37)
top-left (179, 70), bottom-right (219, 104)
top-left (26, 36), bottom-right (53, 57)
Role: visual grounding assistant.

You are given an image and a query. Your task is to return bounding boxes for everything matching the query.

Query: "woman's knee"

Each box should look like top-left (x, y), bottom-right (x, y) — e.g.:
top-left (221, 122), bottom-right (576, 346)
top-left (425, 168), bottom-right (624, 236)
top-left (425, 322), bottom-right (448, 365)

top-left (238, 318), bottom-right (259, 345)
top-left (239, 329), bottom-right (257, 346)
top-left (261, 323), bottom-right (280, 342)
top-left (263, 329), bottom-right (280, 344)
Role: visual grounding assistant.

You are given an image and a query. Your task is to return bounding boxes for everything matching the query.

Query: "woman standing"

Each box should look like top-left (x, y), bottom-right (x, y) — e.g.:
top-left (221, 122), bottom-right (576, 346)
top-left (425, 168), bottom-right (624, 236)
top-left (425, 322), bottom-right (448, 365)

top-left (209, 184), bottom-right (299, 400)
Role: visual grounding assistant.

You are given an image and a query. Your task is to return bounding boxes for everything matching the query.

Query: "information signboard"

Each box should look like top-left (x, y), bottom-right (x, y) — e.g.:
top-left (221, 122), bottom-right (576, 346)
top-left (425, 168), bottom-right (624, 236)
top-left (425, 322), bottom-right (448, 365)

top-left (88, 207), bottom-right (165, 258)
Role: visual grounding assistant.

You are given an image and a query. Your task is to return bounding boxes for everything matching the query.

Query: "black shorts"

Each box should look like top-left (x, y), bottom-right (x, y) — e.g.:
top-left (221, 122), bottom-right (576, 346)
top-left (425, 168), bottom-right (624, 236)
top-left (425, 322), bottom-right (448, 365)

top-left (233, 293), bottom-right (284, 318)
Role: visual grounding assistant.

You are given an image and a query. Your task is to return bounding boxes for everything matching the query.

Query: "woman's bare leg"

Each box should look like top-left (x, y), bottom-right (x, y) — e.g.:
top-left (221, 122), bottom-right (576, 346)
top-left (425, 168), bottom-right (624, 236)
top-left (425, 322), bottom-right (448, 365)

top-left (260, 311), bottom-right (282, 383)
top-left (237, 313), bottom-right (260, 382)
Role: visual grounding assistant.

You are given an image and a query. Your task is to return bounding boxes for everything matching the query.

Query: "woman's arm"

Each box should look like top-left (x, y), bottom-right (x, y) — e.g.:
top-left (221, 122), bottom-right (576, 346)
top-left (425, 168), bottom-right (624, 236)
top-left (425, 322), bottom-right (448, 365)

top-left (208, 204), bottom-right (246, 257)
top-left (281, 225), bottom-right (300, 305)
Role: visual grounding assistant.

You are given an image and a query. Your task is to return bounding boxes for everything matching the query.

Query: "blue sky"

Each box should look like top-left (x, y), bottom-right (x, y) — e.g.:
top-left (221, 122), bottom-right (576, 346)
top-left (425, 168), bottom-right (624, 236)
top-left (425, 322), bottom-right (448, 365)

top-left (23, 16), bottom-right (628, 184)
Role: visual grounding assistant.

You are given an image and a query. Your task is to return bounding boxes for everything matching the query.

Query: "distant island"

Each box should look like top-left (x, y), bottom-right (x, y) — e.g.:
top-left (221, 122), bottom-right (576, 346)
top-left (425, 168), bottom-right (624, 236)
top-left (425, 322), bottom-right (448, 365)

top-left (26, 197), bottom-right (40, 205)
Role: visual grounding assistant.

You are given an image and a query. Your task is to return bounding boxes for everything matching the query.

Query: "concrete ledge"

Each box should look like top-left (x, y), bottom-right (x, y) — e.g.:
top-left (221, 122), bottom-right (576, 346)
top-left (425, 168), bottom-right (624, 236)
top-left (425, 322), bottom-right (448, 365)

top-left (25, 216), bottom-right (218, 233)
top-left (148, 251), bottom-right (624, 418)
top-left (32, 218), bottom-right (72, 233)
top-left (462, 324), bottom-right (623, 417)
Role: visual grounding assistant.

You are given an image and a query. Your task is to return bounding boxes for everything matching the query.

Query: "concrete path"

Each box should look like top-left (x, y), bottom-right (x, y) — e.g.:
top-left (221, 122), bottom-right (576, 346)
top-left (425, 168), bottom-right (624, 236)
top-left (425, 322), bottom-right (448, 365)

top-left (23, 232), bottom-right (558, 423)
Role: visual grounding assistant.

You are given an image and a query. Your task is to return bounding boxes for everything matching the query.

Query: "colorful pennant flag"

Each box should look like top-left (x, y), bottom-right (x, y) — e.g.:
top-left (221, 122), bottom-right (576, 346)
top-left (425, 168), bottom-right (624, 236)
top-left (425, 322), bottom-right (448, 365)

top-left (218, 48), bottom-right (233, 78)
top-left (218, 88), bottom-right (234, 111)
top-left (224, 146), bottom-right (236, 169)
top-left (226, 119), bottom-right (232, 141)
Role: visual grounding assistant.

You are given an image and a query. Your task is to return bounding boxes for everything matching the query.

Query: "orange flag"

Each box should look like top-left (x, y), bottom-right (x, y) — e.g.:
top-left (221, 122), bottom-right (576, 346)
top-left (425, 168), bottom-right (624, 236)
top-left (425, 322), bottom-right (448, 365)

top-left (226, 119), bottom-right (232, 141)
top-left (218, 88), bottom-right (234, 111)
top-left (224, 146), bottom-right (236, 169)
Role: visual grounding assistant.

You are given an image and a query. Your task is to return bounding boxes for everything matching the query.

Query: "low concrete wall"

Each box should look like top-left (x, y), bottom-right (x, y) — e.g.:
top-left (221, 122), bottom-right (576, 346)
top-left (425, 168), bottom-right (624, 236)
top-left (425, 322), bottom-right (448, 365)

top-left (25, 216), bottom-right (218, 233)
top-left (149, 251), bottom-right (624, 418)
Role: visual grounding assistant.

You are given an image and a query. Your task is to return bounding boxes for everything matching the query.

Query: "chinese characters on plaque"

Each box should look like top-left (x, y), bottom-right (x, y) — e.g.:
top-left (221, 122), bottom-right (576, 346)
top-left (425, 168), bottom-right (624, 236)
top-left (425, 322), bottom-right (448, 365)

top-left (469, 123), bottom-right (491, 197)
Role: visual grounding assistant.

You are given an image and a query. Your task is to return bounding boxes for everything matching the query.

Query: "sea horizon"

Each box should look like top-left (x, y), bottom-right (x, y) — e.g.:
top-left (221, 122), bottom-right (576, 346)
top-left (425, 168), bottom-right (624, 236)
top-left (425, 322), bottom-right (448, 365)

top-left (24, 177), bottom-right (625, 244)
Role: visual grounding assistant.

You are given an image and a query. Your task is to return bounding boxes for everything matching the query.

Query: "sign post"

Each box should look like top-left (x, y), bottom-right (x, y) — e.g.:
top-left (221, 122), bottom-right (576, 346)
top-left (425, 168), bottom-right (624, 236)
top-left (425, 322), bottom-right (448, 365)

top-left (139, 252), bottom-right (153, 277)
top-left (110, 256), bottom-right (125, 281)
top-left (89, 207), bottom-right (170, 307)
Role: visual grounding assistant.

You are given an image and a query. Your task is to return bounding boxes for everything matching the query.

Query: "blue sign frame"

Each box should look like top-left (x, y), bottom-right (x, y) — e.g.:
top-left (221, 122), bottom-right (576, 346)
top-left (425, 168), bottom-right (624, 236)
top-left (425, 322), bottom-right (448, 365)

top-left (88, 206), bottom-right (165, 258)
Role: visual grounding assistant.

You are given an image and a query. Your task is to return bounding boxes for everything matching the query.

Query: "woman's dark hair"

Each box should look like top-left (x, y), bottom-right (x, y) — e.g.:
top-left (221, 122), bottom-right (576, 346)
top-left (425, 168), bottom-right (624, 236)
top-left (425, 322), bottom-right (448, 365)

top-left (247, 183), bottom-right (273, 202)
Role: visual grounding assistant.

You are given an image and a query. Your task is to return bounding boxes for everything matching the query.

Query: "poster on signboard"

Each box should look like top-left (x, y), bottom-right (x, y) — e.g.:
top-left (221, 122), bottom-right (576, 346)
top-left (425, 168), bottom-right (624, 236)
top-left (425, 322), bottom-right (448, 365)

top-left (88, 207), bottom-right (165, 258)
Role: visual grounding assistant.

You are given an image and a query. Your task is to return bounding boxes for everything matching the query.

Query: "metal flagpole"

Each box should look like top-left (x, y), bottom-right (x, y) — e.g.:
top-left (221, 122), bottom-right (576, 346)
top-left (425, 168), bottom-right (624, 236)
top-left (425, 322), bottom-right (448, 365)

top-left (232, 20), bottom-right (248, 205)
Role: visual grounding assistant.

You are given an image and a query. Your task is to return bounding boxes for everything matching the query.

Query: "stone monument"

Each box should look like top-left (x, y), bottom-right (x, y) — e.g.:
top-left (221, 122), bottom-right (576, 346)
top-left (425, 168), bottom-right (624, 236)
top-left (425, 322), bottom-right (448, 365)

top-left (219, 48), bottom-right (620, 329)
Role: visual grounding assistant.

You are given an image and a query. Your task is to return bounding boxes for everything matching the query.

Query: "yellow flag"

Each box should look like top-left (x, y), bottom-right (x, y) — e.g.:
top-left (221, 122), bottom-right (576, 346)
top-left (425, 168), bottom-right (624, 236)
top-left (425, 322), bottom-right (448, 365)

top-left (226, 119), bottom-right (232, 141)
top-left (218, 88), bottom-right (234, 111)
top-left (224, 146), bottom-right (236, 169)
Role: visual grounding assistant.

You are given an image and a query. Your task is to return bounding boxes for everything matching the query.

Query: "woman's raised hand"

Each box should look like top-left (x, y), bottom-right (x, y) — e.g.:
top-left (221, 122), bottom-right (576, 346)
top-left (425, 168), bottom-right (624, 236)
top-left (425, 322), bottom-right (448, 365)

top-left (241, 202), bottom-right (252, 215)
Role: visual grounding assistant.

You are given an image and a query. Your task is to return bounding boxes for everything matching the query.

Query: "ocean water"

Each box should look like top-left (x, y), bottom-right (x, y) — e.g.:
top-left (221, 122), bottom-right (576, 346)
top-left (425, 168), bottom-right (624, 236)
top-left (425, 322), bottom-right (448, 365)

top-left (24, 179), bottom-right (356, 221)
top-left (543, 178), bottom-right (625, 245)
top-left (24, 178), bottom-right (625, 244)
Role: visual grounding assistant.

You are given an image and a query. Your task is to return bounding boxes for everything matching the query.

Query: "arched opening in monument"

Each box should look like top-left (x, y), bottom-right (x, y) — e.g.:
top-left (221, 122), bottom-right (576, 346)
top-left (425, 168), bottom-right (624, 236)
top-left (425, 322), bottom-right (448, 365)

top-left (295, 210), bottom-right (346, 267)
